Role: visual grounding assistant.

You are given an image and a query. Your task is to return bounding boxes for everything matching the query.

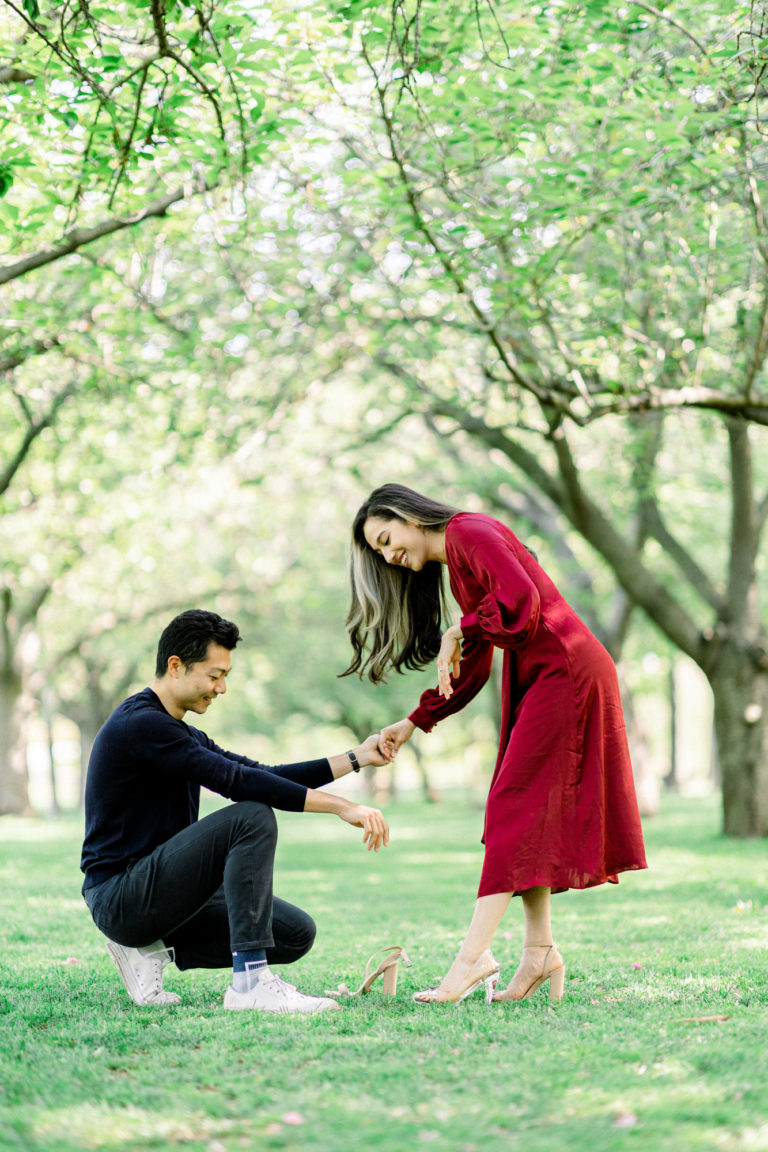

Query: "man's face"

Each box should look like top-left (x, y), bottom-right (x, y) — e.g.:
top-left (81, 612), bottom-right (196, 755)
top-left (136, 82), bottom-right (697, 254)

top-left (170, 642), bottom-right (232, 717)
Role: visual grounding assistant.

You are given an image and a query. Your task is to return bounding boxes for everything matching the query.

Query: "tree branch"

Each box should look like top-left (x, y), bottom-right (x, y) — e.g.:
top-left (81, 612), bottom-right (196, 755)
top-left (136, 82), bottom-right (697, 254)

top-left (0, 379), bottom-right (79, 497)
top-left (421, 408), bottom-right (606, 639)
top-left (628, 0), bottom-right (711, 58)
top-left (628, 412), bottom-right (725, 612)
top-left (726, 417), bottom-right (757, 635)
top-left (743, 273), bottom-right (768, 400)
top-left (363, 47), bottom-right (571, 416)
top-left (574, 386), bottom-right (768, 427)
top-left (739, 124), bottom-right (768, 265)
top-left (0, 337), bottom-right (60, 373)
top-left (18, 583), bottom-right (52, 631)
top-left (641, 502), bottom-right (725, 612)
top-left (757, 488), bottom-right (768, 538)
top-left (0, 181), bottom-right (215, 286)
top-left (3, 0), bottom-right (118, 109)
top-left (546, 419), bottom-right (707, 663)
top-left (428, 396), bottom-right (707, 664)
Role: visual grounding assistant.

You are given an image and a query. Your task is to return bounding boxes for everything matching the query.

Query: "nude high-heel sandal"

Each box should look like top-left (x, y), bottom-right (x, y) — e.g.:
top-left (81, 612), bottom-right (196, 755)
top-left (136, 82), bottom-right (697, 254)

top-left (413, 954), bottom-right (501, 1005)
top-left (494, 944), bottom-right (565, 1004)
top-left (326, 945), bottom-right (412, 998)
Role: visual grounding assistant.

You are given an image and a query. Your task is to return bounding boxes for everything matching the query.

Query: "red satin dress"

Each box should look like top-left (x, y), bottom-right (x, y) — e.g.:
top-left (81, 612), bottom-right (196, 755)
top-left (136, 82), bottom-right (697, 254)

top-left (408, 513), bottom-right (647, 897)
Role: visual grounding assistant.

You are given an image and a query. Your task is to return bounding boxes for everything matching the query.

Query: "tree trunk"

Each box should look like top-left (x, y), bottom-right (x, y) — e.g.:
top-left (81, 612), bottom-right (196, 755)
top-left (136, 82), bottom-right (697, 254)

top-left (709, 645), bottom-right (768, 836)
top-left (78, 720), bottom-right (100, 811)
top-left (0, 667), bottom-right (30, 813)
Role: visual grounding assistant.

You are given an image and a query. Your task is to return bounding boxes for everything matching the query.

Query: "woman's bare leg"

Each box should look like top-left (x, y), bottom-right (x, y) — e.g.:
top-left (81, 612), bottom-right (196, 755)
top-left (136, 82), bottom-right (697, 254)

top-left (496, 886), bottom-right (564, 1000)
top-left (424, 892), bottom-right (512, 1000)
top-left (521, 885), bottom-right (553, 947)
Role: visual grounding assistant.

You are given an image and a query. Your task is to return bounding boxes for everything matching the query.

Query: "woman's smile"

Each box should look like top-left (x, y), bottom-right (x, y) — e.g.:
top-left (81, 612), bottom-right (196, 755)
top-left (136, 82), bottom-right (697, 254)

top-left (363, 516), bottom-right (445, 571)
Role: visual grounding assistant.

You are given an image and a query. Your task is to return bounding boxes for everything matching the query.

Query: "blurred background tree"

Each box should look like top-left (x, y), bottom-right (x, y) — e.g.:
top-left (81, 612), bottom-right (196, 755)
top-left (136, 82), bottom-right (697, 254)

top-left (1, 0), bottom-right (765, 833)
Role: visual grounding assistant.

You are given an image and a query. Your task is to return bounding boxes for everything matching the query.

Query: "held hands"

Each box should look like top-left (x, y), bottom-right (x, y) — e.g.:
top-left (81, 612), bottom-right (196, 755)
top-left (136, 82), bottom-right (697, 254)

top-left (356, 732), bottom-right (395, 767)
top-left (378, 718), bottom-right (416, 759)
top-left (437, 625), bottom-right (463, 699)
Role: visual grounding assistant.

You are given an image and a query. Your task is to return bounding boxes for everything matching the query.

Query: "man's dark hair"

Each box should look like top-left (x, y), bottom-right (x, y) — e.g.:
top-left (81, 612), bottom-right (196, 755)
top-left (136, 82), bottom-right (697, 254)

top-left (155, 610), bottom-right (241, 677)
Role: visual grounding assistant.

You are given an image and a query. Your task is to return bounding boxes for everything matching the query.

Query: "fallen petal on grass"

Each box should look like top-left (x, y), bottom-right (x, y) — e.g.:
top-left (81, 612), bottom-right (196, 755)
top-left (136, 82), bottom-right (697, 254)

top-left (281, 1112), bottom-right (305, 1126)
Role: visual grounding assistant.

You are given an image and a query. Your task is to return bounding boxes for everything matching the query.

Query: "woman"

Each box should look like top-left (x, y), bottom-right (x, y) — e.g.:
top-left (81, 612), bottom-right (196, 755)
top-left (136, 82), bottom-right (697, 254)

top-left (344, 484), bottom-right (647, 1004)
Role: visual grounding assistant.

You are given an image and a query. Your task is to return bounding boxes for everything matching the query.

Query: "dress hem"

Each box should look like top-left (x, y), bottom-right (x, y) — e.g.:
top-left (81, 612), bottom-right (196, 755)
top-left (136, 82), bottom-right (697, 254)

top-left (477, 860), bottom-right (648, 899)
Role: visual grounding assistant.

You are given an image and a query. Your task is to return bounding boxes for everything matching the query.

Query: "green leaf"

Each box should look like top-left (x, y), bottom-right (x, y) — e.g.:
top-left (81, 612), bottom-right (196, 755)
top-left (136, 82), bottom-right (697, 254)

top-left (0, 164), bottom-right (13, 198)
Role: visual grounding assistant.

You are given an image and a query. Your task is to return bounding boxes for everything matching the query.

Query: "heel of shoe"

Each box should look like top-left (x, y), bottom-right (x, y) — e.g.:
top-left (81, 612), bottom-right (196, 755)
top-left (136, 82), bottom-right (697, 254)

top-left (483, 970), bottom-right (500, 1004)
top-left (358, 945), bottom-right (411, 996)
top-left (549, 965), bottom-right (565, 1004)
top-left (382, 961), bottom-right (399, 996)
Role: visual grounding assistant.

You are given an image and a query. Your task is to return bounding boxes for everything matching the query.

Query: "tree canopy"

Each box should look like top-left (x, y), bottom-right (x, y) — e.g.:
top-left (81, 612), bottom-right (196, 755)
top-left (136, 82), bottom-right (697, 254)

top-left (2, 0), bottom-right (767, 832)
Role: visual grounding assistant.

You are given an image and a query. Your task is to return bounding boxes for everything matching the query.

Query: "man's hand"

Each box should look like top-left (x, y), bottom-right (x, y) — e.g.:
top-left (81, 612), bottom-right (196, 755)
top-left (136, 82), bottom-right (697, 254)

top-left (337, 802), bottom-right (390, 852)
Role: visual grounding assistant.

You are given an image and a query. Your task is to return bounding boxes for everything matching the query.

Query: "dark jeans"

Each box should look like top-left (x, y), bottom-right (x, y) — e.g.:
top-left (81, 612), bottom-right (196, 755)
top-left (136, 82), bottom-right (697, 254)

top-left (83, 801), bottom-right (315, 969)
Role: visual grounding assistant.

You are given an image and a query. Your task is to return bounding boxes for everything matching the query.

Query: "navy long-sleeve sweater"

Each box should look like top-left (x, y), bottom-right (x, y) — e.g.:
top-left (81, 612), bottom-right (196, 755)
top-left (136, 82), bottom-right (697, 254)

top-left (80, 687), bottom-right (333, 889)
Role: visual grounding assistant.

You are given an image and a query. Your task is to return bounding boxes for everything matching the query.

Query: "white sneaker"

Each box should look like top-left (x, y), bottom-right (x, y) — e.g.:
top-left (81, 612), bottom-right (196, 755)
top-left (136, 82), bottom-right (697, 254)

top-left (223, 968), bottom-right (340, 1014)
top-left (106, 940), bottom-right (181, 1006)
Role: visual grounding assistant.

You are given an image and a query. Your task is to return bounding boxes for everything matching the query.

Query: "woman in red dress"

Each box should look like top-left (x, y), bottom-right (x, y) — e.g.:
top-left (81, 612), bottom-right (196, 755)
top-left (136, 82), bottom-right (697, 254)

top-left (344, 484), bottom-right (647, 1005)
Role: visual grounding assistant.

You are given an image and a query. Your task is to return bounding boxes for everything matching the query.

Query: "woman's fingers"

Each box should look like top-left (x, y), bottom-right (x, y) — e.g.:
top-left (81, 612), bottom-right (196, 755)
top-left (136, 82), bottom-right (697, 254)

top-left (437, 635), bottom-right (462, 698)
top-left (381, 732), bottom-right (399, 757)
top-left (379, 719), bottom-right (413, 754)
top-left (437, 661), bottom-right (454, 699)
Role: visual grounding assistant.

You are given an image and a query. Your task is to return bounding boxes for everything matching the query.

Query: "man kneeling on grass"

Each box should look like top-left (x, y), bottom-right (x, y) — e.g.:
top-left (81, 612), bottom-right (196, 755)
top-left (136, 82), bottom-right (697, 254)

top-left (80, 609), bottom-right (391, 1015)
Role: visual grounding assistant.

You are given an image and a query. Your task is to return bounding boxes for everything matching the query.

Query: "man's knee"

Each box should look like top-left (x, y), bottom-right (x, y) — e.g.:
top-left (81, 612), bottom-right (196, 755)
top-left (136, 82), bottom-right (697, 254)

top-left (293, 907), bottom-right (317, 952)
top-left (232, 800), bottom-right (278, 841)
top-left (271, 899), bottom-right (317, 962)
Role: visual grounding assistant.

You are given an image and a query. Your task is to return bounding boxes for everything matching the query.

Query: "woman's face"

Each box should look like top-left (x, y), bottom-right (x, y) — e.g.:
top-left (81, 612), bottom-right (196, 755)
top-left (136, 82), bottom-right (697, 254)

top-left (363, 516), bottom-right (432, 572)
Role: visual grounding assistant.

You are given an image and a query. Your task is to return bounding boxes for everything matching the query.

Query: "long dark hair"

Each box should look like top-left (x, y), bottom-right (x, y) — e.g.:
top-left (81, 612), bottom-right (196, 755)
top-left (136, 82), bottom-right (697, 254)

top-left (341, 484), bottom-right (459, 683)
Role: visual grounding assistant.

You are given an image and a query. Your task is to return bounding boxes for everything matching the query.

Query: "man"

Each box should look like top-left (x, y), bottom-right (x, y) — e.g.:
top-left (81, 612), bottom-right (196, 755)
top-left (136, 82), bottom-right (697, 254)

top-left (81, 609), bottom-right (392, 1015)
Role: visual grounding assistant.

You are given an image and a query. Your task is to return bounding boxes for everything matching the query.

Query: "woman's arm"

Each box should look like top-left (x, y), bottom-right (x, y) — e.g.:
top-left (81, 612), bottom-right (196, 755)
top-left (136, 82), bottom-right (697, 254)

top-left (407, 630), bottom-right (495, 733)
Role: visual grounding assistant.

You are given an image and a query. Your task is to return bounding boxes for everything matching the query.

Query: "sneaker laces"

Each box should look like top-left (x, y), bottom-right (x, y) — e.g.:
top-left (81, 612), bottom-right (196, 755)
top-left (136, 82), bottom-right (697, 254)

top-left (257, 971), bottom-right (298, 999)
top-left (138, 945), bottom-right (175, 997)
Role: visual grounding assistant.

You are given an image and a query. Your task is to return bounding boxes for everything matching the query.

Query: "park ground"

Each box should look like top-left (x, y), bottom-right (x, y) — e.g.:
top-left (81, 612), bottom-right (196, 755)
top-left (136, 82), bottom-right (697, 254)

top-left (2, 793), bottom-right (768, 1152)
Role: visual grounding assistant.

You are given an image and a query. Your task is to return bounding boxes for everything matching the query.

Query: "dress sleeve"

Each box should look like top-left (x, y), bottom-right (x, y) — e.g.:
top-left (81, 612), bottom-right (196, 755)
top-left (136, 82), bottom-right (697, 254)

top-left (454, 521), bottom-right (540, 649)
top-left (407, 633), bottom-right (494, 733)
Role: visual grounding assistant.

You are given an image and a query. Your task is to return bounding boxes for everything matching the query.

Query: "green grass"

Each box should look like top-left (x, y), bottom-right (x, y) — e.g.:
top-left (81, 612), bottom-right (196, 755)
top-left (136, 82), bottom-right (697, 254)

top-left (2, 793), bottom-right (768, 1152)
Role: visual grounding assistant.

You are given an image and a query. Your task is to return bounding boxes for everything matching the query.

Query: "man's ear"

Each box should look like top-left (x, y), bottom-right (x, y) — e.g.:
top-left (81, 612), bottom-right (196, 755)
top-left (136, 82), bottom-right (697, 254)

top-left (166, 655), bottom-right (184, 679)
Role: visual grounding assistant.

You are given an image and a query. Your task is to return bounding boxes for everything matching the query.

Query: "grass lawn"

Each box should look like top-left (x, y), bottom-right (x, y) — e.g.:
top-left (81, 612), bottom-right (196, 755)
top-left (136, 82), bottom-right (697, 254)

top-left (2, 792), bottom-right (768, 1152)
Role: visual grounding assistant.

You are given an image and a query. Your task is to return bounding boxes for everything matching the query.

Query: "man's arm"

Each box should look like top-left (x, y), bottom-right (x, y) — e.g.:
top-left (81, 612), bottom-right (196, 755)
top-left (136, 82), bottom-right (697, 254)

top-left (302, 788), bottom-right (390, 852)
top-left (215, 734), bottom-right (392, 787)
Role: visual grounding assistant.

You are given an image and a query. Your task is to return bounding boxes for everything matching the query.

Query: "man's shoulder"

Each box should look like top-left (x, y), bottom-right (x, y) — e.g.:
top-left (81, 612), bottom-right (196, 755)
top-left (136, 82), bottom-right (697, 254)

top-left (98, 688), bottom-right (173, 742)
top-left (107, 687), bottom-right (162, 724)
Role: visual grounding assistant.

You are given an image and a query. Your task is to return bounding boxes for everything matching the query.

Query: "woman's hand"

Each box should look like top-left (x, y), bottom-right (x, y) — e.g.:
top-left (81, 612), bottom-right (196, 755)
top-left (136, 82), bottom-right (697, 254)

top-left (328, 735), bottom-right (398, 780)
top-left (378, 718), bottom-right (415, 758)
top-left (437, 625), bottom-right (463, 699)
top-left (356, 732), bottom-right (394, 766)
top-left (337, 802), bottom-right (390, 852)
